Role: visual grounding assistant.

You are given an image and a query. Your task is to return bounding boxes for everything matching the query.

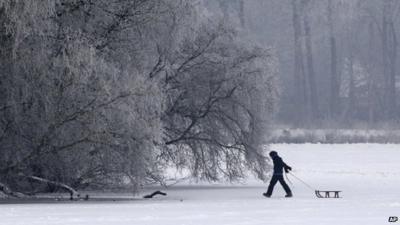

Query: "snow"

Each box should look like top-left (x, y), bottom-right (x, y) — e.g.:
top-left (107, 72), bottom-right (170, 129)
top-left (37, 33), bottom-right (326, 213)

top-left (1, 144), bottom-right (399, 225)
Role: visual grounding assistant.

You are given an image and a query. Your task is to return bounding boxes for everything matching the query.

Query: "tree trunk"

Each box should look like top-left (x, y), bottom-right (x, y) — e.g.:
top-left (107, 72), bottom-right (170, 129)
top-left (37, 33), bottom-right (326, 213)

top-left (328, 0), bottom-right (339, 119)
top-left (382, 1), bottom-right (397, 120)
top-left (238, 0), bottom-right (245, 28)
top-left (382, 2), bottom-right (389, 120)
top-left (292, 0), bottom-right (308, 125)
top-left (388, 20), bottom-right (397, 119)
top-left (302, 0), bottom-right (319, 120)
top-left (348, 55), bottom-right (355, 121)
top-left (367, 21), bottom-right (376, 125)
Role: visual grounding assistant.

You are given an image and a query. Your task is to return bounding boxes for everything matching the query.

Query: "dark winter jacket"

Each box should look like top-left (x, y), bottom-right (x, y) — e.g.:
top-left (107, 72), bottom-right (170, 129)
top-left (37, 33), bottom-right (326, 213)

top-left (271, 155), bottom-right (292, 175)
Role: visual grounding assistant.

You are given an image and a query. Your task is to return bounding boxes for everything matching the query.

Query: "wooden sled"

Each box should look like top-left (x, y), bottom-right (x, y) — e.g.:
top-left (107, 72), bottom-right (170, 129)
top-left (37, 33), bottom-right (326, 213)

top-left (315, 190), bottom-right (341, 198)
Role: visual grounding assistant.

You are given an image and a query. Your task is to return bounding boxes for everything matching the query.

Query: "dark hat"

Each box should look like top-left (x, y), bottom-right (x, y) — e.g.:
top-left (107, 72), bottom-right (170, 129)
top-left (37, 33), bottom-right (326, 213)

top-left (269, 151), bottom-right (278, 157)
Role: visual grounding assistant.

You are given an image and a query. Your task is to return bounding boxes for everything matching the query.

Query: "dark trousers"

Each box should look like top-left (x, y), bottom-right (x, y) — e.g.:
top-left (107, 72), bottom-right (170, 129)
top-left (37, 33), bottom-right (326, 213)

top-left (266, 174), bottom-right (292, 195)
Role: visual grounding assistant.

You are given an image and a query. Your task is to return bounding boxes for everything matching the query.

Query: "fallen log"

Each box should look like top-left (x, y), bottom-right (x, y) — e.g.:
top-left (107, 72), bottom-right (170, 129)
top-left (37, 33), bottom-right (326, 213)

top-left (26, 176), bottom-right (80, 200)
top-left (143, 190), bottom-right (167, 198)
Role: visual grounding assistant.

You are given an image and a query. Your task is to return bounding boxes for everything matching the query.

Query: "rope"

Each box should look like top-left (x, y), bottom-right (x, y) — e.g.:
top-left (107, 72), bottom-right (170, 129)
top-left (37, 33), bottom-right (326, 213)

top-left (284, 172), bottom-right (293, 186)
top-left (288, 172), bottom-right (316, 191)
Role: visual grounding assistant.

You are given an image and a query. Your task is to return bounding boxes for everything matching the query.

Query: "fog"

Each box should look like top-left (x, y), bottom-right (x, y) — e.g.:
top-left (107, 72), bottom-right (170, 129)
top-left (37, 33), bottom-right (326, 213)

top-left (209, 0), bottom-right (400, 128)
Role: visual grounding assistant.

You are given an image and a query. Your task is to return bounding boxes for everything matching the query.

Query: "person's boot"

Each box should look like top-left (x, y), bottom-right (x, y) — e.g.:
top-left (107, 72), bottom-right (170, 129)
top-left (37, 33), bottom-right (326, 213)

top-left (263, 192), bottom-right (271, 198)
top-left (285, 192), bottom-right (293, 198)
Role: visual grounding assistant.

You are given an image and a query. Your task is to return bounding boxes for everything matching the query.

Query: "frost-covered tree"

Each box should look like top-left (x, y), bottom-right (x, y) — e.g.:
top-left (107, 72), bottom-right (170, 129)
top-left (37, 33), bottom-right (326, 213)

top-left (159, 23), bottom-right (277, 181)
top-left (0, 0), bottom-right (277, 197)
top-left (0, 0), bottom-right (170, 196)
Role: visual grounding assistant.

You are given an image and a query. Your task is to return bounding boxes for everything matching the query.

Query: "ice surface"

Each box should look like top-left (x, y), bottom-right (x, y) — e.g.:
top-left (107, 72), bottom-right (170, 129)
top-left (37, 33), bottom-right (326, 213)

top-left (0, 144), bottom-right (399, 225)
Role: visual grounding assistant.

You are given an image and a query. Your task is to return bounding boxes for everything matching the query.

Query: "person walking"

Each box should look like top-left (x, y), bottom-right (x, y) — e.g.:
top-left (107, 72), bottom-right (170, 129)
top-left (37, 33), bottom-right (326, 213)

top-left (263, 151), bottom-right (293, 198)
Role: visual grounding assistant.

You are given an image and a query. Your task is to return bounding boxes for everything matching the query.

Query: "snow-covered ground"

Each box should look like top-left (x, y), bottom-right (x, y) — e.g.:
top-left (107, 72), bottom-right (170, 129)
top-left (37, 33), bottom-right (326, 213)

top-left (1, 144), bottom-right (399, 225)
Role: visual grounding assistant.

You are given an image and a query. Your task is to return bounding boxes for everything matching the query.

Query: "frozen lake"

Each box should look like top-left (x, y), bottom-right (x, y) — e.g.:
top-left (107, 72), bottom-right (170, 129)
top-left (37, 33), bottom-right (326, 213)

top-left (1, 144), bottom-right (399, 225)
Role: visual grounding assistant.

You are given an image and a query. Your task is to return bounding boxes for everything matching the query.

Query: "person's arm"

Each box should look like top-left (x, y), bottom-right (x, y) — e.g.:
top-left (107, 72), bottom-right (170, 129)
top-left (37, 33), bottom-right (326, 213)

top-left (283, 161), bottom-right (292, 173)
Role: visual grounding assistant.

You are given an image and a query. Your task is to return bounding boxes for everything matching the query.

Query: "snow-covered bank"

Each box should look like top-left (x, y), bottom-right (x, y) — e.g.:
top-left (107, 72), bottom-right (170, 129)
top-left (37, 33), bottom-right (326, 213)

top-left (270, 129), bottom-right (400, 143)
top-left (0, 144), bottom-right (398, 225)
